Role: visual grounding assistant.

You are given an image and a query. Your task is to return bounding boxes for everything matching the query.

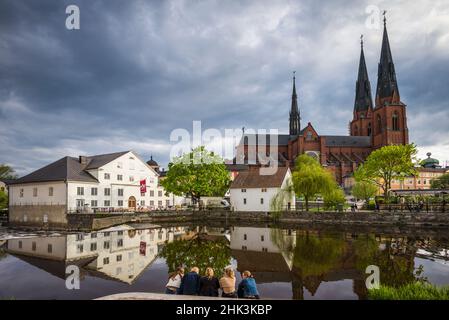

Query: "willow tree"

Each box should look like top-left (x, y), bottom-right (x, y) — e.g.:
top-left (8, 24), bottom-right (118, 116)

top-left (291, 154), bottom-right (335, 211)
top-left (160, 146), bottom-right (230, 204)
top-left (351, 181), bottom-right (378, 203)
top-left (354, 144), bottom-right (417, 199)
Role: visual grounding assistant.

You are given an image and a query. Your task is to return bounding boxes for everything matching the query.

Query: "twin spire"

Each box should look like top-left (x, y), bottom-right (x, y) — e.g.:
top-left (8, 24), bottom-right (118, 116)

top-left (353, 13), bottom-right (400, 113)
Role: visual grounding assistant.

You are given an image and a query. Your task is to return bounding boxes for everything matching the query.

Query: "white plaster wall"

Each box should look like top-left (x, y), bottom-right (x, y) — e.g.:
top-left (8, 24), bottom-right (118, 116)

top-left (9, 182), bottom-right (67, 206)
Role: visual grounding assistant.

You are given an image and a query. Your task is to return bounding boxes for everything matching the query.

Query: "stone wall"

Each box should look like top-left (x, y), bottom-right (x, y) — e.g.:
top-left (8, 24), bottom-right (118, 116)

top-left (9, 205), bottom-right (67, 229)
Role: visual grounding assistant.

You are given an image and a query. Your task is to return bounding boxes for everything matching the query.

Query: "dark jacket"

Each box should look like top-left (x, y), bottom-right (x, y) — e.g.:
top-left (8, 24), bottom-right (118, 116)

top-left (199, 276), bottom-right (220, 297)
top-left (179, 272), bottom-right (200, 295)
top-left (237, 277), bottom-right (260, 299)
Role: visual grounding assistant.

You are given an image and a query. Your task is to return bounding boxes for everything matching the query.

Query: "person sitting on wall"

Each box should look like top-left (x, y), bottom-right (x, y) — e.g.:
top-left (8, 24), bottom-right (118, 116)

top-left (219, 267), bottom-right (237, 298)
top-left (179, 267), bottom-right (200, 295)
top-left (165, 267), bottom-right (184, 295)
top-left (237, 270), bottom-right (260, 299)
top-left (199, 267), bottom-right (220, 297)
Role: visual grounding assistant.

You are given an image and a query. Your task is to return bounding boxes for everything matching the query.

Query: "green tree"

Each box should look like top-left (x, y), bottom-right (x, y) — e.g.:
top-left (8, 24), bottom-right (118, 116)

top-left (0, 164), bottom-right (17, 180)
top-left (291, 154), bottom-right (335, 211)
top-left (351, 181), bottom-right (378, 203)
top-left (354, 144), bottom-right (417, 199)
top-left (160, 146), bottom-right (230, 204)
top-left (323, 187), bottom-right (346, 211)
top-left (431, 173), bottom-right (449, 189)
top-left (0, 189), bottom-right (7, 210)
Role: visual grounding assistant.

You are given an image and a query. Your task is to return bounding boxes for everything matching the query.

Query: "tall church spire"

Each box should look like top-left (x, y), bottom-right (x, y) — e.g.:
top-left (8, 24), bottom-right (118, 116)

top-left (289, 72), bottom-right (300, 136)
top-left (376, 13), bottom-right (400, 105)
top-left (354, 35), bottom-right (373, 112)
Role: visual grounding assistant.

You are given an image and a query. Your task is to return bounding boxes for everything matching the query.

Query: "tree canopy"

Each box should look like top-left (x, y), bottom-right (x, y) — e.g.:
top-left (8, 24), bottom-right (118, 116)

top-left (0, 164), bottom-right (17, 180)
top-left (0, 189), bottom-right (7, 210)
top-left (160, 146), bottom-right (230, 203)
top-left (351, 181), bottom-right (378, 202)
top-left (291, 154), bottom-right (339, 211)
top-left (354, 144), bottom-right (417, 198)
top-left (431, 173), bottom-right (449, 190)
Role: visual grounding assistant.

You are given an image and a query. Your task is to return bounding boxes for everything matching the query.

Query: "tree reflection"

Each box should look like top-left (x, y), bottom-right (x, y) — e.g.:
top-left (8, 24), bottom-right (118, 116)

top-left (159, 234), bottom-right (231, 274)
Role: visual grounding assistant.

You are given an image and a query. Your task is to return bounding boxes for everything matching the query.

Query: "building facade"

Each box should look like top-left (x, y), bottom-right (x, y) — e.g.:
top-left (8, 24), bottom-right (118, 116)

top-left (236, 19), bottom-right (409, 184)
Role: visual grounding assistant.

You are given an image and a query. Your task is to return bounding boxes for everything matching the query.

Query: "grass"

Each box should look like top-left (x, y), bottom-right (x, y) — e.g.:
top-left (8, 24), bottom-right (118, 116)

top-left (369, 282), bottom-right (449, 300)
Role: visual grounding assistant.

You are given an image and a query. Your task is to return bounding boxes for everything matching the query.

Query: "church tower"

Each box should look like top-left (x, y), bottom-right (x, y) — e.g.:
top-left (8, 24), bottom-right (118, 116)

top-left (350, 35), bottom-right (374, 137)
top-left (372, 15), bottom-right (409, 148)
top-left (289, 73), bottom-right (301, 136)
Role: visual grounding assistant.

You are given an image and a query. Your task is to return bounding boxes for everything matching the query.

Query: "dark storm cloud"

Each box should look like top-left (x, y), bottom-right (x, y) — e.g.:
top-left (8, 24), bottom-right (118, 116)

top-left (1, 0), bottom-right (449, 174)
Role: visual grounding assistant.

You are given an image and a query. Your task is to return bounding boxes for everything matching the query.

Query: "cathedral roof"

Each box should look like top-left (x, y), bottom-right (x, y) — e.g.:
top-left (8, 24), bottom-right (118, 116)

top-left (324, 135), bottom-right (371, 147)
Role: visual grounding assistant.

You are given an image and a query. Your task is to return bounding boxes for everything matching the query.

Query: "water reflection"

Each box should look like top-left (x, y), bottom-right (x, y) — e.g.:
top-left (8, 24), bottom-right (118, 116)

top-left (0, 224), bottom-right (448, 300)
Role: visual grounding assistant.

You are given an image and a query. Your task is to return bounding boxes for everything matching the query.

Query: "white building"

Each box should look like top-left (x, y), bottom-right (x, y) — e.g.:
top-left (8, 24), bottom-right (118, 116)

top-left (8, 151), bottom-right (181, 226)
top-left (229, 167), bottom-right (295, 212)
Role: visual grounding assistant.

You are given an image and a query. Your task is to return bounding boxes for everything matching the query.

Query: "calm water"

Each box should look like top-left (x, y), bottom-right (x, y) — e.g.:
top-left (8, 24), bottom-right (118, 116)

top-left (0, 223), bottom-right (449, 300)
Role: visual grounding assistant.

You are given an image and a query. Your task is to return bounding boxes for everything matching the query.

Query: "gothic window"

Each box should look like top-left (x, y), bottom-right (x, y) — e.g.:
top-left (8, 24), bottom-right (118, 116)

top-left (367, 123), bottom-right (372, 136)
top-left (377, 115), bottom-right (382, 134)
top-left (354, 125), bottom-right (358, 136)
top-left (392, 112), bottom-right (399, 131)
top-left (306, 131), bottom-right (313, 141)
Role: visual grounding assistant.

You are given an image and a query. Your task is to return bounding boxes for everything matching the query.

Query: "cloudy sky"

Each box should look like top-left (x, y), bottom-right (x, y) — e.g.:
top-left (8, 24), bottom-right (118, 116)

top-left (1, 0), bottom-right (448, 175)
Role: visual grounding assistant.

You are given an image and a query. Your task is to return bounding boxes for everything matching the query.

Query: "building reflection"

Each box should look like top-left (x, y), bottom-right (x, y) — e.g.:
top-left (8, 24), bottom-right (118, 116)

top-left (6, 225), bottom-right (189, 284)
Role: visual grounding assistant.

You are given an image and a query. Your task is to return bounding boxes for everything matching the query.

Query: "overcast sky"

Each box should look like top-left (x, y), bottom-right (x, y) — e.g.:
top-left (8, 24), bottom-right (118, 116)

top-left (1, 0), bottom-right (448, 175)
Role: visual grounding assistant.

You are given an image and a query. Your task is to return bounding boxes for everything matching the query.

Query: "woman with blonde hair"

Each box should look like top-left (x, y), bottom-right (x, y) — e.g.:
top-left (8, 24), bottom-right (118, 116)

top-left (199, 267), bottom-right (220, 296)
top-left (237, 270), bottom-right (260, 299)
top-left (219, 267), bottom-right (237, 298)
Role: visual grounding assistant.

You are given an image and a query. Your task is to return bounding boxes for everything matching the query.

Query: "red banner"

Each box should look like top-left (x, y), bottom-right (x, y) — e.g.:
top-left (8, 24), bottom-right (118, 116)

top-left (140, 179), bottom-right (147, 194)
top-left (139, 241), bottom-right (146, 256)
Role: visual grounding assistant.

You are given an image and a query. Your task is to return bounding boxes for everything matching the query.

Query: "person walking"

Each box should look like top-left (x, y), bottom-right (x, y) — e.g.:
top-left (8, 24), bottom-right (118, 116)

top-left (199, 267), bottom-right (220, 297)
top-left (179, 267), bottom-right (200, 295)
top-left (165, 267), bottom-right (184, 295)
top-left (219, 268), bottom-right (237, 298)
top-left (237, 270), bottom-right (260, 299)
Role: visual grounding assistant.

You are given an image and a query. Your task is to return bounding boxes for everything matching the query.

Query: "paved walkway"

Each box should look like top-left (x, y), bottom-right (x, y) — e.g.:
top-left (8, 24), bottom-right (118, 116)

top-left (96, 292), bottom-right (241, 300)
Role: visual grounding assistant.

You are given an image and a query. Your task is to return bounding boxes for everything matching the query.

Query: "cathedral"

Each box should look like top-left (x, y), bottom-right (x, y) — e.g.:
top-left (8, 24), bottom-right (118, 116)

top-left (236, 18), bottom-right (409, 184)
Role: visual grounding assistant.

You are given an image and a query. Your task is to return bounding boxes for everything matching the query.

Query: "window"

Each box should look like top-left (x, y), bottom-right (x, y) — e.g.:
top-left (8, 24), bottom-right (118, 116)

top-left (103, 257), bottom-right (110, 265)
top-left (392, 112), bottom-right (399, 131)
top-left (91, 200), bottom-right (98, 207)
top-left (77, 244), bottom-right (83, 253)
top-left (242, 246), bottom-right (247, 250)
top-left (33, 188), bottom-right (38, 197)
top-left (377, 115), bottom-right (382, 133)
top-left (32, 242), bottom-right (36, 251)
top-left (354, 125), bottom-right (358, 136)
top-left (116, 267), bottom-right (122, 275)
top-left (117, 254), bottom-right (122, 262)
top-left (262, 248), bottom-right (268, 252)
top-left (129, 176), bottom-right (135, 182)
top-left (91, 233), bottom-right (97, 239)
top-left (306, 131), bottom-right (313, 141)
top-left (76, 234), bottom-right (84, 241)
top-left (158, 200), bottom-right (162, 206)
top-left (91, 187), bottom-right (98, 196)
top-left (77, 187), bottom-right (84, 196)
top-left (260, 198), bottom-right (264, 204)
top-left (150, 190), bottom-right (154, 197)
top-left (158, 191), bottom-right (163, 197)
top-left (90, 243), bottom-right (97, 251)
top-left (104, 200), bottom-right (111, 207)
top-left (20, 188), bottom-right (24, 197)
top-left (104, 232), bottom-right (110, 237)
top-left (104, 241), bottom-right (110, 249)
top-left (158, 231), bottom-right (163, 240)
top-left (166, 200), bottom-right (170, 207)
top-left (117, 239), bottom-right (123, 247)
top-left (241, 189), bottom-right (246, 193)
top-left (261, 235), bottom-right (265, 242)
top-left (244, 234), bottom-right (247, 240)
top-left (141, 200), bottom-right (146, 206)
top-left (117, 174), bottom-right (123, 181)
top-left (424, 180), bottom-right (427, 185)
top-left (104, 188), bottom-right (111, 196)
top-left (150, 200), bottom-right (154, 206)
top-left (261, 188), bottom-right (267, 192)
top-left (243, 198), bottom-right (247, 205)
top-left (118, 231), bottom-right (123, 236)
top-left (367, 122), bottom-right (372, 136)
top-left (18, 241), bottom-right (22, 249)
top-left (49, 187), bottom-right (54, 196)
top-left (118, 189), bottom-right (124, 197)
top-left (104, 173), bottom-right (110, 180)
top-left (118, 200), bottom-right (123, 207)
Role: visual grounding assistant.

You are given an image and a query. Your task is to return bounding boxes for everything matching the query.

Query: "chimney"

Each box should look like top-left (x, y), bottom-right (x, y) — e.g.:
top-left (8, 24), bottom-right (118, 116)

top-left (79, 156), bottom-right (88, 165)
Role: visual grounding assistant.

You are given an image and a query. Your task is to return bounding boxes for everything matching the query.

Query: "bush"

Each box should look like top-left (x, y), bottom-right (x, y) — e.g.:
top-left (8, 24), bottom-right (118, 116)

top-left (369, 282), bottom-right (449, 300)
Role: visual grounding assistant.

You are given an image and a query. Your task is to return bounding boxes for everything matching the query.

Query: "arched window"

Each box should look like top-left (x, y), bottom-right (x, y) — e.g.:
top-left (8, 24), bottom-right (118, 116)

top-left (377, 115), bottom-right (382, 134)
top-left (367, 122), bottom-right (372, 136)
top-left (306, 131), bottom-right (313, 141)
top-left (392, 112), bottom-right (399, 131)
top-left (354, 125), bottom-right (359, 136)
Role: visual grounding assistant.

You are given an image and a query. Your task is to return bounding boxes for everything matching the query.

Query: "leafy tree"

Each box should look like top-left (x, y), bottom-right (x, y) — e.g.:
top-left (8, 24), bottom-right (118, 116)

top-left (291, 154), bottom-right (335, 211)
top-left (0, 164), bottom-right (17, 180)
top-left (159, 235), bottom-right (231, 274)
top-left (351, 181), bottom-right (378, 203)
top-left (354, 144), bottom-right (417, 199)
top-left (323, 187), bottom-right (346, 211)
top-left (0, 189), bottom-right (7, 210)
top-left (160, 146), bottom-right (230, 204)
top-left (431, 173), bottom-right (449, 190)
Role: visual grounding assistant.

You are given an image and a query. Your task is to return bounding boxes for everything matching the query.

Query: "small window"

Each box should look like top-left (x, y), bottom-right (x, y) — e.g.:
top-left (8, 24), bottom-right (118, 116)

top-left (20, 189), bottom-right (24, 197)
top-left (150, 190), bottom-right (155, 197)
top-left (104, 200), bottom-right (111, 207)
top-left (392, 112), bottom-right (399, 131)
top-left (48, 187), bottom-right (54, 197)
top-left (91, 233), bottom-right (97, 239)
top-left (117, 254), bottom-right (122, 262)
top-left (104, 173), bottom-right (110, 180)
top-left (241, 189), bottom-right (246, 193)
top-left (76, 234), bottom-right (84, 241)
top-left (104, 241), bottom-right (110, 249)
top-left (262, 248), bottom-right (268, 252)
top-left (150, 200), bottom-right (154, 206)
top-left (118, 231), bottom-right (123, 236)
top-left (91, 187), bottom-right (98, 196)
top-left (158, 200), bottom-right (162, 206)
top-left (103, 257), bottom-right (110, 265)
top-left (33, 188), bottom-right (38, 197)
top-left (260, 198), bottom-right (264, 204)
top-left (18, 241), bottom-right (22, 249)
top-left (118, 189), bottom-right (124, 197)
top-left (104, 188), bottom-right (111, 196)
top-left (77, 244), bottom-right (83, 254)
top-left (244, 234), bottom-right (247, 240)
top-left (117, 239), bottom-right (123, 247)
top-left (48, 244), bottom-right (53, 253)
top-left (165, 200), bottom-right (170, 207)
top-left (243, 198), bottom-right (247, 205)
top-left (261, 235), bottom-right (264, 242)
top-left (77, 187), bottom-right (84, 196)
top-left (141, 200), bottom-right (146, 206)
top-left (129, 176), bottom-right (135, 182)
top-left (306, 131), bottom-right (313, 141)
top-left (158, 191), bottom-right (163, 197)
top-left (242, 246), bottom-right (247, 250)
top-left (91, 200), bottom-right (98, 207)
top-left (117, 174), bottom-right (123, 181)
top-left (261, 188), bottom-right (267, 192)
top-left (118, 200), bottom-right (123, 207)
top-left (90, 243), bottom-right (97, 251)
top-left (104, 232), bottom-right (110, 237)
